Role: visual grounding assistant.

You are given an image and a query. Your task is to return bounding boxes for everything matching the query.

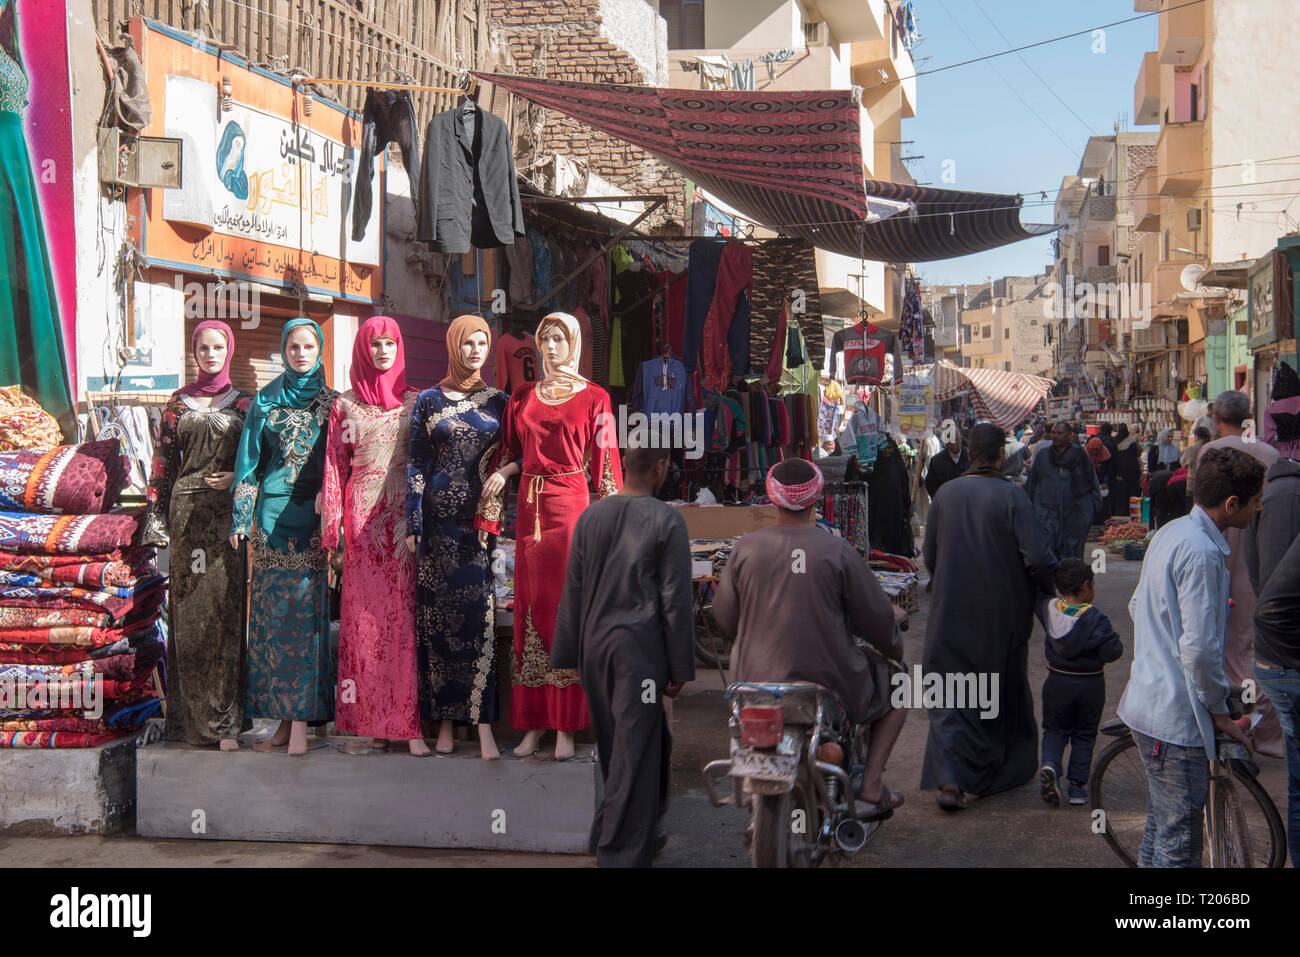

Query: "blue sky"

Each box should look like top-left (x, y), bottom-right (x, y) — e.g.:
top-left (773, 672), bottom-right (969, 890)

top-left (904, 0), bottom-right (1157, 285)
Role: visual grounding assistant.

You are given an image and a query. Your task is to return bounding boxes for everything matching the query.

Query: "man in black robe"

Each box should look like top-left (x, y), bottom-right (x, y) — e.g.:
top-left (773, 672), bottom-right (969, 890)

top-left (552, 446), bottom-right (695, 867)
top-left (922, 424), bottom-right (1056, 809)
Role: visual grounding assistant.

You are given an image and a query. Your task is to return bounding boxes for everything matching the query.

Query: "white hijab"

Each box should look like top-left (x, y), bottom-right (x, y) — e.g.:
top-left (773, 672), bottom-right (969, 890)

top-left (535, 312), bottom-right (588, 403)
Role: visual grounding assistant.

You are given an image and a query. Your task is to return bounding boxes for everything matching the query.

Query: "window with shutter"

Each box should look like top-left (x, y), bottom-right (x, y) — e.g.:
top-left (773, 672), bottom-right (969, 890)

top-left (662, 0), bottom-right (705, 49)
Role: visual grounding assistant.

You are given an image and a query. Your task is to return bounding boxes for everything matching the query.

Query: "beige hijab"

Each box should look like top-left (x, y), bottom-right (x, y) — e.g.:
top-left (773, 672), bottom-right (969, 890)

top-left (440, 314), bottom-right (492, 393)
top-left (534, 312), bottom-right (588, 403)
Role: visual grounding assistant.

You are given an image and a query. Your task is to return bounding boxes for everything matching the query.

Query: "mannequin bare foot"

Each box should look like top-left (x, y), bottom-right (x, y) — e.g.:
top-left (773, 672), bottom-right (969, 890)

top-left (408, 737), bottom-right (431, 756)
top-left (252, 720), bottom-right (291, 751)
top-left (287, 721), bottom-right (309, 756)
top-left (435, 720), bottom-right (455, 755)
top-left (219, 737), bottom-right (239, 752)
top-left (554, 731), bottom-right (575, 761)
top-left (478, 724), bottom-right (500, 761)
top-left (513, 729), bottom-right (544, 757)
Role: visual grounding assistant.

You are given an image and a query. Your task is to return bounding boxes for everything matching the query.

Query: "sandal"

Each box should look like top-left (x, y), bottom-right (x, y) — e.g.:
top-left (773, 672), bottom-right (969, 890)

top-left (855, 785), bottom-right (904, 820)
top-left (936, 786), bottom-right (969, 812)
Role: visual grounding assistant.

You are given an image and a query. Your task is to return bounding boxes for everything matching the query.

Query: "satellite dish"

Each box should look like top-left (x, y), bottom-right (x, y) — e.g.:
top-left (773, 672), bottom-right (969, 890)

top-left (1181, 263), bottom-right (1206, 292)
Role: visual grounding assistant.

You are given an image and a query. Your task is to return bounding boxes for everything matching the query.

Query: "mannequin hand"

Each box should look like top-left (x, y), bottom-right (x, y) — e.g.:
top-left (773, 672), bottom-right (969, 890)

top-left (481, 472), bottom-right (506, 499)
top-left (326, 551), bottom-right (339, 588)
top-left (478, 529), bottom-right (488, 549)
top-left (314, 492), bottom-right (323, 515)
top-left (406, 535), bottom-right (417, 554)
top-left (228, 535), bottom-right (242, 550)
top-left (205, 471), bottom-right (235, 490)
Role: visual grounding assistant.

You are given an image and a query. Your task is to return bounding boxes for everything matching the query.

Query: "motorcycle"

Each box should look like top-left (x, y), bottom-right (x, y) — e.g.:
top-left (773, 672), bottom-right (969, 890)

top-left (703, 680), bottom-right (888, 868)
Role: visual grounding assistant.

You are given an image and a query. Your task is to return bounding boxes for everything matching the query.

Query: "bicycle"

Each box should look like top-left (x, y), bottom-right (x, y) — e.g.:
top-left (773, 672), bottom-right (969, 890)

top-left (1089, 717), bottom-right (1286, 868)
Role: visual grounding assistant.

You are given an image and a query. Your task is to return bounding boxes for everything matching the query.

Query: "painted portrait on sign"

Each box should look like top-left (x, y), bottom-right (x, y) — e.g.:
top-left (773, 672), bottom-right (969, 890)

top-left (216, 120), bottom-right (249, 200)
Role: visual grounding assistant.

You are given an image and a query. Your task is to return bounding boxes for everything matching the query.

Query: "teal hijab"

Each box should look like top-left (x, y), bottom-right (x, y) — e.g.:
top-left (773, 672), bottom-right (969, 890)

top-left (230, 318), bottom-right (328, 496)
top-left (262, 318), bottom-right (326, 409)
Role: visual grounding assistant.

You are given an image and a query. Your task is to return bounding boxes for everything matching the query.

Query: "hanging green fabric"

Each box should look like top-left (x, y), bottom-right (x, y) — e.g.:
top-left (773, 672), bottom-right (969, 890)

top-left (0, 16), bottom-right (73, 439)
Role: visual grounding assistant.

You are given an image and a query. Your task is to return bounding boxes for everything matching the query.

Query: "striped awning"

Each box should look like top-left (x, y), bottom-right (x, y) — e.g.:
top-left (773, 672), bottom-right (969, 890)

top-left (930, 360), bottom-right (1055, 431)
top-left (481, 73), bottom-right (1057, 262)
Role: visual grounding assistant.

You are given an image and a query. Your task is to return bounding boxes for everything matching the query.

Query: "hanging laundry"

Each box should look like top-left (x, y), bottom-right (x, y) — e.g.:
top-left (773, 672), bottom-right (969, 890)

top-left (351, 88), bottom-right (420, 241)
top-left (730, 59), bottom-right (755, 92)
top-left (416, 103), bottom-right (525, 255)
top-left (530, 231), bottom-right (554, 307)
top-left (696, 55), bottom-right (731, 90)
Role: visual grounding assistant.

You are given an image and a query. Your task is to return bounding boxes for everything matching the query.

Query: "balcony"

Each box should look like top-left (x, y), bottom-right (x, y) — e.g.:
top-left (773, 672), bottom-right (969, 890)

top-left (667, 46), bottom-right (838, 92)
top-left (1158, 0), bottom-right (1204, 66)
top-left (1087, 265), bottom-right (1119, 285)
top-left (1132, 323), bottom-right (1172, 353)
top-left (1157, 121), bottom-right (1205, 195)
top-left (1134, 51), bottom-right (1160, 125)
top-left (847, 1), bottom-right (916, 118)
top-left (1132, 166), bottom-right (1160, 231)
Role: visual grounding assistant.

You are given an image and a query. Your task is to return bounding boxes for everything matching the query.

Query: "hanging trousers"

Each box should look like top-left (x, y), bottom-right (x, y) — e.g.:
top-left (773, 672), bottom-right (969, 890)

top-left (701, 241), bottom-right (752, 392)
top-left (351, 88), bottom-right (420, 241)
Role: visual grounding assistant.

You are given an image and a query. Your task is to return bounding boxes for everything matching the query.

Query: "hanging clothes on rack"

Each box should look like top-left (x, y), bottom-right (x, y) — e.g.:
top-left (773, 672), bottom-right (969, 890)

top-left (351, 87), bottom-right (420, 241)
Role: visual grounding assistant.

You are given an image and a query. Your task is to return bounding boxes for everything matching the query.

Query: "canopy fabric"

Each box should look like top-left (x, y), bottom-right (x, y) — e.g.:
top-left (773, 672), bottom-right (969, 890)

top-left (480, 73), bottom-right (1057, 262)
top-left (929, 360), bottom-right (1054, 431)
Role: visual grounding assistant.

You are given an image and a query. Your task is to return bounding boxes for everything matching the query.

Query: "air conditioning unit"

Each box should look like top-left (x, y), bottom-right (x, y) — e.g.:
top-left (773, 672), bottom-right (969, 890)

top-left (803, 19), bottom-right (829, 46)
top-left (1186, 207), bottom-right (1203, 231)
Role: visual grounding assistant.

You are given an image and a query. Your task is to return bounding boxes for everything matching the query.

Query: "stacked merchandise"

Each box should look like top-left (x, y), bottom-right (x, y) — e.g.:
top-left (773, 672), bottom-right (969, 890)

top-left (817, 482), bottom-right (869, 553)
top-left (868, 550), bottom-right (920, 614)
top-left (0, 440), bottom-right (165, 748)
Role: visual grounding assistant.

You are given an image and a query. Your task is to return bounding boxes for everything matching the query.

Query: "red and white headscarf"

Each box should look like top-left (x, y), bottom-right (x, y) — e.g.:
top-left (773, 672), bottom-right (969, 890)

top-left (765, 460), bottom-right (825, 511)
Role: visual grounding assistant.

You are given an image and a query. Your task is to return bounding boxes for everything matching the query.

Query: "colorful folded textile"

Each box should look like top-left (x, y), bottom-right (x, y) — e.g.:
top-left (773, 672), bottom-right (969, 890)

top-left (0, 697), bottom-right (162, 734)
top-left (0, 606), bottom-right (114, 629)
top-left (0, 623), bottom-right (144, 646)
top-left (0, 570), bottom-right (159, 594)
top-left (0, 441), bottom-right (130, 514)
top-left (0, 577), bottom-right (166, 621)
top-left (0, 730), bottom-right (135, 748)
top-left (0, 511), bottom-right (141, 554)
top-left (0, 386), bottom-right (63, 453)
top-left (0, 676), bottom-right (151, 704)
top-left (0, 547), bottom-right (156, 586)
top-left (0, 630), bottom-right (163, 665)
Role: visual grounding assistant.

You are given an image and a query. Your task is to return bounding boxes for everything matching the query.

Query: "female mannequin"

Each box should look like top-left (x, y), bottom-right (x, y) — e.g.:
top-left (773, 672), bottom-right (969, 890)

top-left (477, 312), bottom-right (622, 760)
top-left (229, 318), bottom-right (338, 756)
top-left (322, 316), bottom-right (425, 755)
top-left (406, 314), bottom-right (508, 760)
top-left (145, 320), bottom-right (251, 750)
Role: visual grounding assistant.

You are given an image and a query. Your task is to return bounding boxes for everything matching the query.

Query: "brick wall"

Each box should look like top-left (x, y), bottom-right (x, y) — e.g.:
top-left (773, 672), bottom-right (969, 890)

top-left (490, 0), bottom-right (686, 226)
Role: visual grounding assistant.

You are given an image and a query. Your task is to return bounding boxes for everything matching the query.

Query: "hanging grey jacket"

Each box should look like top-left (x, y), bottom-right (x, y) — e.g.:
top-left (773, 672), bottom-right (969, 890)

top-left (416, 104), bottom-right (525, 255)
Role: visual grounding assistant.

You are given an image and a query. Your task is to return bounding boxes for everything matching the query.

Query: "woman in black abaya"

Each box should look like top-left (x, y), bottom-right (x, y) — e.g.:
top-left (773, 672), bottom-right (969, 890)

top-left (867, 435), bottom-right (915, 557)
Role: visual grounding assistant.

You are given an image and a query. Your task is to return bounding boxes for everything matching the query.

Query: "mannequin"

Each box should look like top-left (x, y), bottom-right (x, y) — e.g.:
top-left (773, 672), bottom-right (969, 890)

top-left (229, 319), bottom-right (339, 757)
top-left (145, 321), bottom-right (251, 750)
top-left (828, 318), bottom-right (901, 386)
top-left (405, 314), bottom-right (509, 760)
top-left (322, 316), bottom-right (426, 755)
top-left (477, 312), bottom-right (622, 760)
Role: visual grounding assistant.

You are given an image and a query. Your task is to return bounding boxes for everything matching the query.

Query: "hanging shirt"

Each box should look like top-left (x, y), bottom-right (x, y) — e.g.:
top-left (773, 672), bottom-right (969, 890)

top-left (629, 357), bottom-right (694, 417)
top-left (495, 333), bottom-right (539, 393)
top-left (830, 322), bottom-right (900, 385)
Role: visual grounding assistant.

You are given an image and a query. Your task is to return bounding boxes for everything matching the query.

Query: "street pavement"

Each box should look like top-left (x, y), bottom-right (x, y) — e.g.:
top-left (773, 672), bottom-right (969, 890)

top-left (0, 536), bottom-right (1287, 868)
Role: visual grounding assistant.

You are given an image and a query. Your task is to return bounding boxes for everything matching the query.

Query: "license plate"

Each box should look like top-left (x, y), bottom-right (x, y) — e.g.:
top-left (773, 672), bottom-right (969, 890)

top-left (731, 745), bottom-right (799, 781)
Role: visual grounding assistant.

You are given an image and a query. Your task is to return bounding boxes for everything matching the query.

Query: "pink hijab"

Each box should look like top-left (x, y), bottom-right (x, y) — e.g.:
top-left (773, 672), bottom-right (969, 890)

top-left (179, 320), bottom-right (235, 397)
top-left (350, 315), bottom-right (408, 410)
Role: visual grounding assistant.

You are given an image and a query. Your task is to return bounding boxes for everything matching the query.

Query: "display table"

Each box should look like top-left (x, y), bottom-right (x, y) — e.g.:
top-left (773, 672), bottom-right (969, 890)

top-left (136, 738), bottom-right (596, 852)
top-left (0, 735), bottom-right (138, 835)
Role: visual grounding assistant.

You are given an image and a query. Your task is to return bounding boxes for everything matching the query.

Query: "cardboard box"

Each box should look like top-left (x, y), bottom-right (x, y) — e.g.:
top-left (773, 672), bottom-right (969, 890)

top-left (673, 504), bottom-right (781, 540)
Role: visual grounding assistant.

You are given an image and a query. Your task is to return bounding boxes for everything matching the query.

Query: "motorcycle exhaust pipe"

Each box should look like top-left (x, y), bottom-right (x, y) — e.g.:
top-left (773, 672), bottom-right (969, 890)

top-left (835, 818), bottom-right (868, 853)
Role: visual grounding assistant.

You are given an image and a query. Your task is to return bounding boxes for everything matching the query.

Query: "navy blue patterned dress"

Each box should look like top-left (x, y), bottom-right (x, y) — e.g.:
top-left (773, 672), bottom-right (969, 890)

top-left (406, 385), bottom-right (508, 724)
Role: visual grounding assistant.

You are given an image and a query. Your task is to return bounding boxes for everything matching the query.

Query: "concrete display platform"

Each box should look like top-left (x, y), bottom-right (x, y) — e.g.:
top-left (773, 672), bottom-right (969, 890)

top-left (136, 738), bottom-right (597, 853)
top-left (0, 736), bottom-right (138, 836)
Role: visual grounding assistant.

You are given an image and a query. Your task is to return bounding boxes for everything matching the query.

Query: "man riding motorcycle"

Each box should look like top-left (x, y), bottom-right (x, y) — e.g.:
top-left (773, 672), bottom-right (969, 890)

top-left (711, 458), bottom-right (909, 817)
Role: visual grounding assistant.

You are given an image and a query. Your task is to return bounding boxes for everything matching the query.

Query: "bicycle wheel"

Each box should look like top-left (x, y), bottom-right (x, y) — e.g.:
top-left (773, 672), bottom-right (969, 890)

top-left (1208, 765), bottom-right (1287, 868)
top-left (1089, 734), bottom-right (1147, 867)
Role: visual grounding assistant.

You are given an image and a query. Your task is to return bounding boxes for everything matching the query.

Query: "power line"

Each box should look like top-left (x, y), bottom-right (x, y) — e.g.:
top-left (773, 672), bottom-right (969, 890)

top-left (969, 0), bottom-right (1097, 137)
top-left (869, 0), bottom-right (1208, 91)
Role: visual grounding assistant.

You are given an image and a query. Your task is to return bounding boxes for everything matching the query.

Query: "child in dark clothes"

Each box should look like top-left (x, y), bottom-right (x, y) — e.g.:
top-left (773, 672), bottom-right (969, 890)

top-left (1037, 558), bottom-right (1124, 806)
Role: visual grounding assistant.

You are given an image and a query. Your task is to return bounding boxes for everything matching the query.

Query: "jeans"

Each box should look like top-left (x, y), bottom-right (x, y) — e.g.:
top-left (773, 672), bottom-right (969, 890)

top-left (1254, 662), bottom-right (1300, 866)
top-left (1133, 729), bottom-right (1210, 867)
top-left (1041, 671), bottom-right (1105, 784)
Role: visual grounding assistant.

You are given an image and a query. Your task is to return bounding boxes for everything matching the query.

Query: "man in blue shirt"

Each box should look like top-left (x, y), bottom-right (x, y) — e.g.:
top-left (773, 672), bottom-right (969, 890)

top-left (1117, 447), bottom-right (1265, 867)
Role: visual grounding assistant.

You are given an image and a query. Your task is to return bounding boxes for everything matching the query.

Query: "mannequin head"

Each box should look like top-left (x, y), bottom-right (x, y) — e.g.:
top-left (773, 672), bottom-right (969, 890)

top-left (285, 325), bottom-right (320, 373)
top-left (537, 320), bottom-right (571, 369)
top-left (369, 333), bottom-right (399, 371)
top-left (195, 327), bottom-right (229, 376)
top-left (461, 330), bottom-right (489, 372)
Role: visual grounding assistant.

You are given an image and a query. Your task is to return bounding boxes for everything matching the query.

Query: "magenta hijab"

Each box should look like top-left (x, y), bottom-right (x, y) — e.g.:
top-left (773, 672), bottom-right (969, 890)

top-left (350, 315), bottom-right (408, 410)
top-left (179, 320), bottom-right (235, 397)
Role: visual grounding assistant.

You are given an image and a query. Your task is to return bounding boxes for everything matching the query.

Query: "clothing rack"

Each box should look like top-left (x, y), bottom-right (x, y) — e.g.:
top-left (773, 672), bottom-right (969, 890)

top-left (300, 78), bottom-right (466, 94)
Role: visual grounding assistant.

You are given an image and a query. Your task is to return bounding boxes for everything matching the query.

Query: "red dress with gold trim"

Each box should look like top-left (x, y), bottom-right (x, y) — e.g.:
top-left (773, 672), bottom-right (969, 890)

top-left (477, 382), bottom-right (621, 731)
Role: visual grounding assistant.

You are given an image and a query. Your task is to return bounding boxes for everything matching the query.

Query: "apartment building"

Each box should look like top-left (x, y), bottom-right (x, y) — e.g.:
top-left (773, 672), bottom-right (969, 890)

top-left (1127, 0), bottom-right (1300, 405)
top-left (921, 277), bottom-right (1050, 376)
top-left (1050, 131), bottom-right (1159, 400)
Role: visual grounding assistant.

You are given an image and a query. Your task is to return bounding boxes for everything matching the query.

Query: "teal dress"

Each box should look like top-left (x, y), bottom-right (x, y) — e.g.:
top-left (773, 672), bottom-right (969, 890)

top-left (0, 2), bottom-right (73, 438)
top-left (230, 321), bottom-right (338, 722)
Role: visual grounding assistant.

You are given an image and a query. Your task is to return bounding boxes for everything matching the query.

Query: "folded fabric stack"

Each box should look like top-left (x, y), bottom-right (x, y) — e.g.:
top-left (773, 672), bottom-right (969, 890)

top-left (0, 440), bottom-right (166, 748)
